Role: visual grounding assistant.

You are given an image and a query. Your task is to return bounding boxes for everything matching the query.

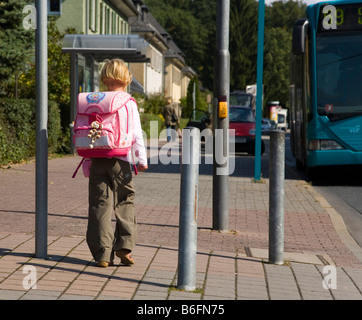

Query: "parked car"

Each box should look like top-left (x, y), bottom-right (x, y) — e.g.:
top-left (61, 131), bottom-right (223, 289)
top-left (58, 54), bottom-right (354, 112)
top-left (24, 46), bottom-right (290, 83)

top-left (261, 118), bottom-right (272, 135)
top-left (270, 119), bottom-right (277, 130)
top-left (229, 106), bottom-right (265, 155)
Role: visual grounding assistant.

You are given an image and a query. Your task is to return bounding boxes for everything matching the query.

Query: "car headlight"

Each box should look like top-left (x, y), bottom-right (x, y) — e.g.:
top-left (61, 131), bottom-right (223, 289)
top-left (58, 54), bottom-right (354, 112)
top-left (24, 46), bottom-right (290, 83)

top-left (249, 129), bottom-right (255, 135)
top-left (308, 139), bottom-right (344, 151)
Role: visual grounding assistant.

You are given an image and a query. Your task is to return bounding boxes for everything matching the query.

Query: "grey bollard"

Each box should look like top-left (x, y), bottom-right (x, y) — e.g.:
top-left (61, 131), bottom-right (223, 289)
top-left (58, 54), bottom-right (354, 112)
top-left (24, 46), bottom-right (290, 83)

top-left (177, 127), bottom-right (200, 291)
top-left (268, 130), bottom-right (285, 265)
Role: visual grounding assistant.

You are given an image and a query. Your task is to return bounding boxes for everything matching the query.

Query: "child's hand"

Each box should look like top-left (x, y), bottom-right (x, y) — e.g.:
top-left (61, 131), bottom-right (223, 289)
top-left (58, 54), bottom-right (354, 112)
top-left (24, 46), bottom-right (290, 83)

top-left (138, 164), bottom-right (148, 172)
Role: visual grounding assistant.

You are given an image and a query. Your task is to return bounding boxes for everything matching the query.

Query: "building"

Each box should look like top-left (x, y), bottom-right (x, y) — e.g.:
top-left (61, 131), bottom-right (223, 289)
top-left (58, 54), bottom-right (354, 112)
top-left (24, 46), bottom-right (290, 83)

top-left (58, 0), bottom-right (194, 108)
top-left (128, 3), bottom-right (167, 96)
top-left (52, 0), bottom-right (136, 36)
top-left (129, 0), bottom-right (196, 105)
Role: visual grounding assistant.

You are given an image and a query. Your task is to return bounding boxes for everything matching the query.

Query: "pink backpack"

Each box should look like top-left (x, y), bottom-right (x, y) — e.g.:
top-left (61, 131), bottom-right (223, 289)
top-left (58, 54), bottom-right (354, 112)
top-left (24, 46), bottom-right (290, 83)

top-left (72, 91), bottom-right (137, 178)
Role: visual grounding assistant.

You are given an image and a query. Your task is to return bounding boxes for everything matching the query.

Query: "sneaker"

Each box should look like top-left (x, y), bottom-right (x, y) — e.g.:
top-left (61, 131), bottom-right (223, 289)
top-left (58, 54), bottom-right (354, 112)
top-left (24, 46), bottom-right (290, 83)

top-left (97, 260), bottom-right (114, 268)
top-left (97, 261), bottom-right (109, 268)
top-left (116, 249), bottom-right (134, 265)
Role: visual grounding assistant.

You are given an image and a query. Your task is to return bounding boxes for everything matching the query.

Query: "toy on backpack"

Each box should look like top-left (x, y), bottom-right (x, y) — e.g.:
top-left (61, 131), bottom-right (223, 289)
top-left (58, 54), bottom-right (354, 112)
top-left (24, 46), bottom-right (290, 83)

top-left (88, 121), bottom-right (103, 148)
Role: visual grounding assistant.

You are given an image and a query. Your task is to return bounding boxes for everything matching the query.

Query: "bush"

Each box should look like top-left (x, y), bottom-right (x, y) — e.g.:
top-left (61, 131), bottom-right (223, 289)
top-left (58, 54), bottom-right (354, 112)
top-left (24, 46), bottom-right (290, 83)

top-left (0, 98), bottom-right (62, 165)
top-left (140, 113), bottom-right (165, 139)
top-left (134, 92), bottom-right (167, 115)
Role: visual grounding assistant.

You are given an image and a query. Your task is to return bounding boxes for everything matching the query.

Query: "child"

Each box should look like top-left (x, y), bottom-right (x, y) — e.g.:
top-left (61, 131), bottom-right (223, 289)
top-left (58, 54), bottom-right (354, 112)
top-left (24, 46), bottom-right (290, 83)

top-left (86, 59), bottom-right (148, 267)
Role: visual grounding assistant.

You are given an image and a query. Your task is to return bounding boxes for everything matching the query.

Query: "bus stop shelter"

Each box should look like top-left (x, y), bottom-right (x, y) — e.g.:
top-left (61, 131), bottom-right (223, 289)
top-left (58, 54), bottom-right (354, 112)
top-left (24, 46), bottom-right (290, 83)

top-left (62, 34), bottom-right (150, 152)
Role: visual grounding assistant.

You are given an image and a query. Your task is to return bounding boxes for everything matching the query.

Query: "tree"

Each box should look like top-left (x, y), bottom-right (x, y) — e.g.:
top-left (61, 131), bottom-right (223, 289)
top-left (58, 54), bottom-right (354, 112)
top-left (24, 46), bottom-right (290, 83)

top-left (265, 0), bottom-right (306, 30)
top-left (229, 0), bottom-right (258, 91)
top-left (18, 18), bottom-right (74, 104)
top-left (264, 0), bottom-right (306, 107)
top-left (0, 0), bottom-right (35, 97)
top-left (183, 76), bottom-right (208, 118)
top-left (18, 18), bottom-right (76, 131)
top-left (145, 0), bottom-right (216, 90)
top-left (263, 27), bottom-right (292, 107)
top-left (188, 0), bottom-right (216, 91)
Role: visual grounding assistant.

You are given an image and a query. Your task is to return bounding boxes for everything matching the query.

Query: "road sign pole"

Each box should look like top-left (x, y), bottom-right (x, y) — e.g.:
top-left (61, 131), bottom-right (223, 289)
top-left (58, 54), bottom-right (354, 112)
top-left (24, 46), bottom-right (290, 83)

top-left (213, 0), bottom-right (230, 231)
top-left (178, 127), bottom-right (200, 291)
top-left (269, 130), bottom-right (285, 265)
top-left (254, 0), bottom-right (265, 181)
top-left (35, 0), bottom-right (48, 259)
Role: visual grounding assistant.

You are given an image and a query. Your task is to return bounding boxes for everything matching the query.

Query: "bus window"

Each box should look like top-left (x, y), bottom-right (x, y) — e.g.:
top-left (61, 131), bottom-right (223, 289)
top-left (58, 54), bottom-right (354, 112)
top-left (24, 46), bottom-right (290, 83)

top-left (316, 32), bottom-right (362, 121)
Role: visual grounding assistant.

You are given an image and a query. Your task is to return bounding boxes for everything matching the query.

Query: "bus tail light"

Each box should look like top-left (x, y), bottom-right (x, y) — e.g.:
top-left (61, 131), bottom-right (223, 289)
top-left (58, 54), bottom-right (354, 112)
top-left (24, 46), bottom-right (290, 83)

top-left (308, 139), bottom-right (344, 151)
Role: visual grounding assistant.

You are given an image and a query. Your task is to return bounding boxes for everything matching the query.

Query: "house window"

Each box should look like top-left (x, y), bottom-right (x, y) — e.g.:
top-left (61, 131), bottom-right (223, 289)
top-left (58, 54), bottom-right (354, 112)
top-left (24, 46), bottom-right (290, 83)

top-left (100, 3), bottom-right (105, 34)
top-left (48, 0), bottom-right (61, 15)
top-left (172, 66), bottom-right (181, 85)
top-left (118, 17), bottom-right (122, 34)
top-left (111, 11), bottom-right (116, 34)
top-left (106, 8), bottom-right (110, 34)
top-left (89, 0), bottom-right (98, 32)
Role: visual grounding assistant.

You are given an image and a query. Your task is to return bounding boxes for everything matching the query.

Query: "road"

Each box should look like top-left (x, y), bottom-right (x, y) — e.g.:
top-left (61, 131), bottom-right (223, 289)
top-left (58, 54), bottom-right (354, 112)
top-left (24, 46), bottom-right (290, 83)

top-left (154, 132), bottom-right (362, 249)
top-left (282, 132), bottom-right (362, 248)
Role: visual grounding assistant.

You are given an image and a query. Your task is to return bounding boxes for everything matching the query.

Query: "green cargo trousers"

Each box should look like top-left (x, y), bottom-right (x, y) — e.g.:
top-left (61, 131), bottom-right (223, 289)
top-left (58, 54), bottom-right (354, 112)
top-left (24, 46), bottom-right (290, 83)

top-left (86, 158), bottom-right (137, 263)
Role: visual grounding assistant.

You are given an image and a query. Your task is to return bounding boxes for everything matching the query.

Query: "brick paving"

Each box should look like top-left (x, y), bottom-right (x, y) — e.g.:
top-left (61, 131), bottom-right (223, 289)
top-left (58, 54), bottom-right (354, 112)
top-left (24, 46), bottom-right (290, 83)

top-left (1, 139), bottom-right (362, 301)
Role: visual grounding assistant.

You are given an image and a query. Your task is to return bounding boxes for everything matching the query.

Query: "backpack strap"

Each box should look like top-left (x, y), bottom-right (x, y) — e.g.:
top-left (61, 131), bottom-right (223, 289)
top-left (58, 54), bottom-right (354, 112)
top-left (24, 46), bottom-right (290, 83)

top-left (131, 146), bottom-right (138, 176)
top-left (72, 158), bottom-right (85, 178)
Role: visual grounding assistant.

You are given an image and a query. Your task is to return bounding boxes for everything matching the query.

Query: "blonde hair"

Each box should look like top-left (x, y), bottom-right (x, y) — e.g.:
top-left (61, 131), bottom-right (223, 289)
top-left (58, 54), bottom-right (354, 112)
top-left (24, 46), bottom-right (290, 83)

top-left (100, 59), bottom-right (133, 88)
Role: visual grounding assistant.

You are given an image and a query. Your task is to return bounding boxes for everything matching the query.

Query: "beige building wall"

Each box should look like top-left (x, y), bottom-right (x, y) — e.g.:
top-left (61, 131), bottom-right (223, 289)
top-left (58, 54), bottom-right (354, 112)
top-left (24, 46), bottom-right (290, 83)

top-left (55, 0), bottom-right (130, 35)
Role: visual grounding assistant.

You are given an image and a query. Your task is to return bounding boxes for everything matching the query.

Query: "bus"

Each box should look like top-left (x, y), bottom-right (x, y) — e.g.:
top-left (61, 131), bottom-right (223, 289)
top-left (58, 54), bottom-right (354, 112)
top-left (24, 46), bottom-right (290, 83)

top-left (290, 0), bottom-right (362, 177)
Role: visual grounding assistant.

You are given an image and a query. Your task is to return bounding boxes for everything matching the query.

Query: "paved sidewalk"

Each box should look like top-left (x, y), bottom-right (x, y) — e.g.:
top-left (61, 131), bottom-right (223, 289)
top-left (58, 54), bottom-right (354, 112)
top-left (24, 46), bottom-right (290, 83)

top-left (1, 139), bottom-right (362, 300)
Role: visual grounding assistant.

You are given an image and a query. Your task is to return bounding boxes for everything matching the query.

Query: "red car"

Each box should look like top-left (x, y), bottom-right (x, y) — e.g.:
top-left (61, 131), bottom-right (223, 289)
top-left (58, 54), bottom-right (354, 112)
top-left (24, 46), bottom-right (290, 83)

top-left (229, 105), bottom-right (265, 155)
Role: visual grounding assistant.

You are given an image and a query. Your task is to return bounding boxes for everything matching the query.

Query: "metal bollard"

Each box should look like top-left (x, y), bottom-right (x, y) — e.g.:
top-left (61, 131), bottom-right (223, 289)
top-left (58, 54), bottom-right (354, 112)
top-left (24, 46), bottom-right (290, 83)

top-left (177, 127), bottom-right (200, 291)
top-left (268, 130), bottom-right (285, 265)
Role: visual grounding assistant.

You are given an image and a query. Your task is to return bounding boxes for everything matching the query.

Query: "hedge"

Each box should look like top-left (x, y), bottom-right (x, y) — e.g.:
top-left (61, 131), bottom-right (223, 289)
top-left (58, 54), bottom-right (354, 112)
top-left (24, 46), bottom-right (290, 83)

top-left (0, 98), bottom-right (62, 165)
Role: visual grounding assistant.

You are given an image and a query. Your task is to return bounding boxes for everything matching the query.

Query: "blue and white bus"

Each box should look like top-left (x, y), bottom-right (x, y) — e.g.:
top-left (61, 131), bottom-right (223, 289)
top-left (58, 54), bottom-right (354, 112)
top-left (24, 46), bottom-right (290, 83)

top-left (290, 0), bottom-right (362, 177)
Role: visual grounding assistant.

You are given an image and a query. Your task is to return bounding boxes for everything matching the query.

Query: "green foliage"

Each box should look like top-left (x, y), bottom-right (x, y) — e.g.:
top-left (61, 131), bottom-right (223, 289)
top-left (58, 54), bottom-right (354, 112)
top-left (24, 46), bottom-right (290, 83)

top-left (264, 27), bottom-right (292, 108)
top-left (17, 17), bottom-right (76, 154)
top-left (265, 0), bottom-right (306, 30)
top-left (230, 0), bottom-right (258, 91)
top-left (264, 0), bottom-right (306, 107)
top-left (133, 93), bottom-right (167, 138)
top-left (139, 113), bottom-right (165, 139)
top-left (0, 0), bottom-right (35, 97)
top-left (18, 17), bottom-right (74, 107)
top-left (0, 99), bottom-right (62, 165)
top-left (183, 76), bottom-right (208, 118)
top-left (133, 92), bottom-right (167, 115)
top-left (145, 0), bottom-right (216, 90)
top-left (47, 100), bottom-right (63, 154)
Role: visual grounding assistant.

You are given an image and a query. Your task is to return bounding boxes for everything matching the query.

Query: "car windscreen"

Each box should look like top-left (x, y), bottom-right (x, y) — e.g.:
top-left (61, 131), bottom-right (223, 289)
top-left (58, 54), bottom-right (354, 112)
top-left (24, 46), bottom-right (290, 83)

top-left (229, 108), bottom-right (255, 123)
top-left (230, 94), bottom-right (252, 107)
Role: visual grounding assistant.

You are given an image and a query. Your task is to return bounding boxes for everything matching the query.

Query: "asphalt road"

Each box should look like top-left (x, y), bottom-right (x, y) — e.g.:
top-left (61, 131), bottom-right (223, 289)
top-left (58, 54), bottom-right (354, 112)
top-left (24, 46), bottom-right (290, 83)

top-left (282, 132), bottom-right (362, 248)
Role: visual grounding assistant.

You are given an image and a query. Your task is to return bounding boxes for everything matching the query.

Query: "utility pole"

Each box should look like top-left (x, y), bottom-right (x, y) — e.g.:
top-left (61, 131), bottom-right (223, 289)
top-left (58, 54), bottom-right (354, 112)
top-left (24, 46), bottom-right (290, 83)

top-left (35, 0), bottom-right (48, 259)
top-left (213, 0), bottom-right (230, 231)
top-left (254, 0), bottom-right (265, 181)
